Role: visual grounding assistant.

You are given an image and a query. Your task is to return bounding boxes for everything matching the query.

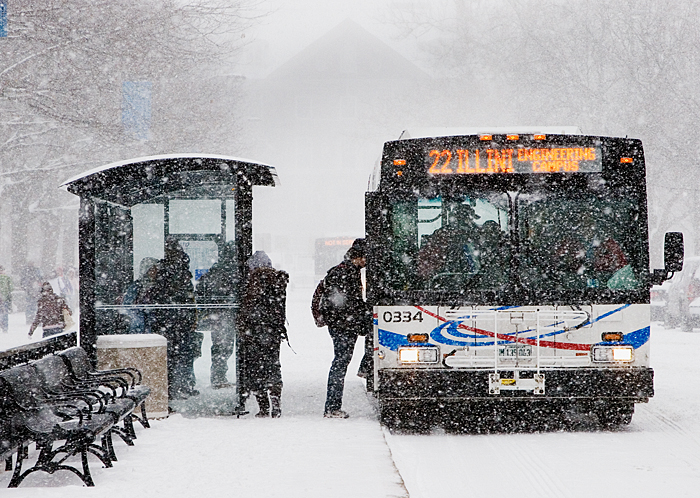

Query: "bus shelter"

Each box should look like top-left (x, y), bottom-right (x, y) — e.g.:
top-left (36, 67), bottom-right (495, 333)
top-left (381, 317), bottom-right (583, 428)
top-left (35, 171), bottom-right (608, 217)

top-left (62, 154), bottom-right (277, 404)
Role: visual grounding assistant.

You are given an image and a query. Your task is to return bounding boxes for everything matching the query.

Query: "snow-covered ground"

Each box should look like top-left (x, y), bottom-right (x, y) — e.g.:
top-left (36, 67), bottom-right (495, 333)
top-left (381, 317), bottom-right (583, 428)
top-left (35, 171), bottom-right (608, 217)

top-left (386, 322), bottom-right (700, 498)
top-left (2, 288), bottom-right (700, 497)
top-left (0, 289), bottom-right (407, 497)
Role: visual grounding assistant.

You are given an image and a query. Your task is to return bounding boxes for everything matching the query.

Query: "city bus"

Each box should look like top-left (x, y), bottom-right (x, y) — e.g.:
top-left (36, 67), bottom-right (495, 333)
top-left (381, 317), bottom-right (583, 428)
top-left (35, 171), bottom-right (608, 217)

top-left (365, 129), bottom-right (683, 429)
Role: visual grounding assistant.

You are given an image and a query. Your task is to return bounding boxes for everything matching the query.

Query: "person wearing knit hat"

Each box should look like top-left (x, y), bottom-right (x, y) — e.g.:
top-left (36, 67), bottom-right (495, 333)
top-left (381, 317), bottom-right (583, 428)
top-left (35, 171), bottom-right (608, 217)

top-left (237, 251), bottom-right (289, 417)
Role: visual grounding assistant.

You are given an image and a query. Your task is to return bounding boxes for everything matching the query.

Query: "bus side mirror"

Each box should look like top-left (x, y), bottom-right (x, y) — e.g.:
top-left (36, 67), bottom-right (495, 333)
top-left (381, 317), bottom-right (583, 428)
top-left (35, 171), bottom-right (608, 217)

top-left (651, 232), bottom-right (684, 285)
top-left (664, 232), bottom-right (684, 273)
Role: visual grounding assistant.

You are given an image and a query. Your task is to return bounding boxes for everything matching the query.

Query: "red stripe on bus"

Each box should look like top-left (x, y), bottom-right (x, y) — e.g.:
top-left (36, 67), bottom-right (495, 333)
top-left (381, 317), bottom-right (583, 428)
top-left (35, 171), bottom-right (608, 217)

top-left (415, 306), bottom-right (590, 351)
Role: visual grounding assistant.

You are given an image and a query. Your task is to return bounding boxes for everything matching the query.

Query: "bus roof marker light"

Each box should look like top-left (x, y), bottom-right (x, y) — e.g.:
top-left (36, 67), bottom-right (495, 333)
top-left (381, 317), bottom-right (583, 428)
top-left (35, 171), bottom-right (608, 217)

top-left (620, 157), bottom-right (634, 163)
top-left (396, 171), bottom-right (403, 177)
top-left (479, 135), bottom-right (493, 141)
top-left (393, 159), bottom-right (406, 166)
top-left (507, 134), bottom-right (519, 140)
top-left (533, 134), bottom-right (546, 140)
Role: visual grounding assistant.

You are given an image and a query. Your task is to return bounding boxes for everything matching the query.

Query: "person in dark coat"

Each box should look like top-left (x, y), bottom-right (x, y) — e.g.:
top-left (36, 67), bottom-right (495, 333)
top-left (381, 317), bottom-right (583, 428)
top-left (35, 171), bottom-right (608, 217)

top-left (148, 238), bottom-right (200, 400)
top-left (195, 242), bottom-right (239, 389)
top-left (123, 257), bottom-right (159, 334)
top-left (237, 251), bottom-right (289, 418)
top-left (28, 282), bottom-right (72, 338)
top-left (21, 263), bottom-right (43, 325)
top-left (320, 238), bottom-right (371, 418)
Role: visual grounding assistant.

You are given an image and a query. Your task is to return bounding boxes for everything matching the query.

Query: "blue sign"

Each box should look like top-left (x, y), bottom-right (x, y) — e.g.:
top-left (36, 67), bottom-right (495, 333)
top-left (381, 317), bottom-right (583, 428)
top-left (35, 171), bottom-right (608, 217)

top-left (122, 81), bottom-right (152, 140)
top-left (0, 2), bottom-right (7, 38)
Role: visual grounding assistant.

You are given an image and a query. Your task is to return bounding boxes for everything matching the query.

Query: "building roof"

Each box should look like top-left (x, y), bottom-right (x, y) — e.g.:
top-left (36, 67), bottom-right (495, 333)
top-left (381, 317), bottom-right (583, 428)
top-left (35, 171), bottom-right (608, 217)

top-left (268, 19), bottom-right (428, 81)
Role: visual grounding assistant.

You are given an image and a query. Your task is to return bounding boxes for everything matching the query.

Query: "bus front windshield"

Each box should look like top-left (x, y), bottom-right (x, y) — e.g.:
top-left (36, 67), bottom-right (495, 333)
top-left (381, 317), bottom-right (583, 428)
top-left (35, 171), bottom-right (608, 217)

top-left (386, 188), bottom-right (645, 299)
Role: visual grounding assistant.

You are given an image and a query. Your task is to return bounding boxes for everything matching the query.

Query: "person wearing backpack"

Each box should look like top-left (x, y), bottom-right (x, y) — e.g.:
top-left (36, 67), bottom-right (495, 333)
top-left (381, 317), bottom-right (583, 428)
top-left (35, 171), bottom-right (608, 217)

top-left (237, 251), bottom-right (289, 417)
top-left (319, 238), bottom-right (371, 418)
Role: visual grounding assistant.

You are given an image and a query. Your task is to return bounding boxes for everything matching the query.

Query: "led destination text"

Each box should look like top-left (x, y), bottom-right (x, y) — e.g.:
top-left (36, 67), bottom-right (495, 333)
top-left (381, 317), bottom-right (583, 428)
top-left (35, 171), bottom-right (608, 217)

top-left (425, 146), bottom-right (601, 175)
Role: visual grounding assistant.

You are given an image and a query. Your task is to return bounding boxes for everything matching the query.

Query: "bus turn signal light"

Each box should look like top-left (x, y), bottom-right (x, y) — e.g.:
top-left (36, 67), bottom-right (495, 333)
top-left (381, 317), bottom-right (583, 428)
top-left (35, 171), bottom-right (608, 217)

top-left (602, 332), bottom-right (624, 342)
top-left (407, 333), bottom-right (429, 343)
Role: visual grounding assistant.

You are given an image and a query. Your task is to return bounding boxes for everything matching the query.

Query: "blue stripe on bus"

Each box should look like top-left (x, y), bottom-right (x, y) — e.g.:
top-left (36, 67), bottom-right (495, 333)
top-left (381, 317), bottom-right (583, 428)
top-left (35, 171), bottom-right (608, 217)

top-left (378, 315), bottom-right (650, 351)
top-left (378, 328), bottom-right (409, 351)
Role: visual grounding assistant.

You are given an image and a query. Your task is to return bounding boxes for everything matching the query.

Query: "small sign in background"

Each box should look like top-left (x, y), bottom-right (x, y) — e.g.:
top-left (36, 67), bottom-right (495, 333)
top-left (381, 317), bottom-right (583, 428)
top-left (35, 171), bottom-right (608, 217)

top-left (0, 1), bottom-right (7, 38)
top-left (122, 81), bottom-right (152, 140)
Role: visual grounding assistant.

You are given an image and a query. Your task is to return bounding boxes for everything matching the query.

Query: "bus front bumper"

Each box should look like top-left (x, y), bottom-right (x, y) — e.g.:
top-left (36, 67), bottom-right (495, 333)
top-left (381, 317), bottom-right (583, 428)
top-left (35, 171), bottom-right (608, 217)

top-left (377, 367), bottom-right (654, 402)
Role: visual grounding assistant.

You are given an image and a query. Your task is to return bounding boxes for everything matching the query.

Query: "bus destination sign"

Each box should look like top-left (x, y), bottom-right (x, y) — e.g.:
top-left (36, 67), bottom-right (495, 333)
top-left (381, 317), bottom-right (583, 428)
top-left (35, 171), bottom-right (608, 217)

top-left (425, 145), bottom-right (603, 175)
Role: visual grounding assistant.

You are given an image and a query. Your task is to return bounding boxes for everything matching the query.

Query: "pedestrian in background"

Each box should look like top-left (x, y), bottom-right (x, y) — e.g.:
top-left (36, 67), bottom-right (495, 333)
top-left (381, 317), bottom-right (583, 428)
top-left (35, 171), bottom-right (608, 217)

top-left (320, 238), bottom-right (371, 418)
top-left (28, 282), bottom-right (71, 338)
top-left (21, 263), bottom-right (42, 325)
top-left (0, 265), bottom-right (13, 333)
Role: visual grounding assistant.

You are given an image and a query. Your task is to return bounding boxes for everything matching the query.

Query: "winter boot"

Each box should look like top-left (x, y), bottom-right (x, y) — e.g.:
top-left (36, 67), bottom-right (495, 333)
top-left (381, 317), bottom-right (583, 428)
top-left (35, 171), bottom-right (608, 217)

top-left (255, 392), bottom-right (270, 418)
top-left (269, 383), bottom-right (282, 418)
top-left (270, 396), bottom-right (281, 418)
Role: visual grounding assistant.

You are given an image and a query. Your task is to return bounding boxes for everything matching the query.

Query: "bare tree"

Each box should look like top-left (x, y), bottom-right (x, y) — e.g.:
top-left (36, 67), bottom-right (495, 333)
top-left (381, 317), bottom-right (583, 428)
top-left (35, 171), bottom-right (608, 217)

top-left (0, 0), bottom-right (262, 273)
top-left (385, 0), bottom-right (700, 256)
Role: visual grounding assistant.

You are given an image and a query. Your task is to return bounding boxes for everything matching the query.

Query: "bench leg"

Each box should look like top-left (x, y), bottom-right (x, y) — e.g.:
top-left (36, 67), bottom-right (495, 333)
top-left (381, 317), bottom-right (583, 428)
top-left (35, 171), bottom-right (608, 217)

top-left (124, 415), bottom-right (137, 440)
top-left (140, 403), bottom-right (150, 428)
top-left (110, 426), bottom-right (135, 446)
top-left (102, 433), bottom-right (117, 462)
top-left (131, 402), bottom-right (150, 429)
top-left (7, 446), bottom-right (26, 488)
top-left (9, 441), bottom-right (97, 488)
top-left (80, 449), bottom-right (96, 487)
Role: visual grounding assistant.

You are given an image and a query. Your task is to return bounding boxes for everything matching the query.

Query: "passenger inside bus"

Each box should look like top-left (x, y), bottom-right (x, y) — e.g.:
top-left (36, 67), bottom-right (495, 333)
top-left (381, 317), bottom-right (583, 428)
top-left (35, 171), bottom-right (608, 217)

top-left (417, 202), bottom-right (480, 285)
top-left (549, 235), bottom-right (638, 290)
top-left (416, 201), bottom-right (511, 290)
top-left (593, 238), bottom-right (639, 289)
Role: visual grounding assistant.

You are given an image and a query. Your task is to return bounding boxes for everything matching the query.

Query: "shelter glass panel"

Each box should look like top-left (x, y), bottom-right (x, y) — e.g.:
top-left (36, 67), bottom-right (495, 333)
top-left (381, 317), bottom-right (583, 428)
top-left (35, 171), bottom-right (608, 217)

top-left (132, 203), bottom-right (164, 279)
top-left (180, 240), bottom-right (219, 282)
top-left (169, 199), bottom-right (221, 234)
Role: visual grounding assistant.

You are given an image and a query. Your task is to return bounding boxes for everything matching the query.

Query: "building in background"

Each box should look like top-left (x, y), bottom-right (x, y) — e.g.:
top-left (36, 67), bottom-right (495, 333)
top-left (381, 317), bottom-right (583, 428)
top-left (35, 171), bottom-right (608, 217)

top-left (241, 20), bottom-right (432, 286)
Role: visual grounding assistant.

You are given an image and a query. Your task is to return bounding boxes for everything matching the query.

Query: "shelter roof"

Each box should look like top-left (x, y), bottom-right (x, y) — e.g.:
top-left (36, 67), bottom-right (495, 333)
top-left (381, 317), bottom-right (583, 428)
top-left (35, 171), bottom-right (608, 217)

top-left (61, 154), bottom-right (277, 207)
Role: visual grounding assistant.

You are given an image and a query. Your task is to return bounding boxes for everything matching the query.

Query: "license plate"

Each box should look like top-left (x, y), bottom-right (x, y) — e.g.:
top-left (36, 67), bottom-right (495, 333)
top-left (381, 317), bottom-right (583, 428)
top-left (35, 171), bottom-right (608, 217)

top-left (498, 344), bottom-right (532, 357)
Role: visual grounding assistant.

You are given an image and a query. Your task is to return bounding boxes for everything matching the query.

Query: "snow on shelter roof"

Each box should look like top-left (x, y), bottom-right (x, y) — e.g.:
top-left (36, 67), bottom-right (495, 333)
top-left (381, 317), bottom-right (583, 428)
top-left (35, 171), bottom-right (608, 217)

top-left (61, 153), bottom-right (278, 207)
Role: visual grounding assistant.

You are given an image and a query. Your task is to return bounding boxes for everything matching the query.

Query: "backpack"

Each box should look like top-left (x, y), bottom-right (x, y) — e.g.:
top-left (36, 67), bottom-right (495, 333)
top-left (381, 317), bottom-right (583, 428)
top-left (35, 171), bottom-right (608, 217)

top-left (311, 279), bottom-right (326, 328)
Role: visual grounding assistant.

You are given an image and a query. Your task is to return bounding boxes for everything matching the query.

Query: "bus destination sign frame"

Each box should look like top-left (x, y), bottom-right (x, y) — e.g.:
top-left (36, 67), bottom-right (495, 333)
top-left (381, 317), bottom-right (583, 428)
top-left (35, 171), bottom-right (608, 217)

top-left (424, 144), bottom-right (603, 175)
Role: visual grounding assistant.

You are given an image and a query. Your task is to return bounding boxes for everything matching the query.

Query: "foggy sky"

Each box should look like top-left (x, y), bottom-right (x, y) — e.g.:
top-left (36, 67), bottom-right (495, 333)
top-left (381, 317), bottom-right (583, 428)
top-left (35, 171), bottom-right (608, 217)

top-left (237, 0), bottom-right (425, 77)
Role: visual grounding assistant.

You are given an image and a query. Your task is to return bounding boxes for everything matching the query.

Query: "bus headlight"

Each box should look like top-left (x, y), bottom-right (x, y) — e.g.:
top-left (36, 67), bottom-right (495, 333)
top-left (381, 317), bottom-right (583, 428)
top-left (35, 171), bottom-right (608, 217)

top-left (591, 345), bottom-right (634, 363)
top-left (398, 346), bottom-right (439, 364)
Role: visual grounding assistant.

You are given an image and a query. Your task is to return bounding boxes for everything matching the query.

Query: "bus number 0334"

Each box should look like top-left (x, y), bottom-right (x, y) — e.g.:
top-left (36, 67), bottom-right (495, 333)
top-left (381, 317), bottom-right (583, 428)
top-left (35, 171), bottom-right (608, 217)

top-left (382, 311), bottom-right (424, 323)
